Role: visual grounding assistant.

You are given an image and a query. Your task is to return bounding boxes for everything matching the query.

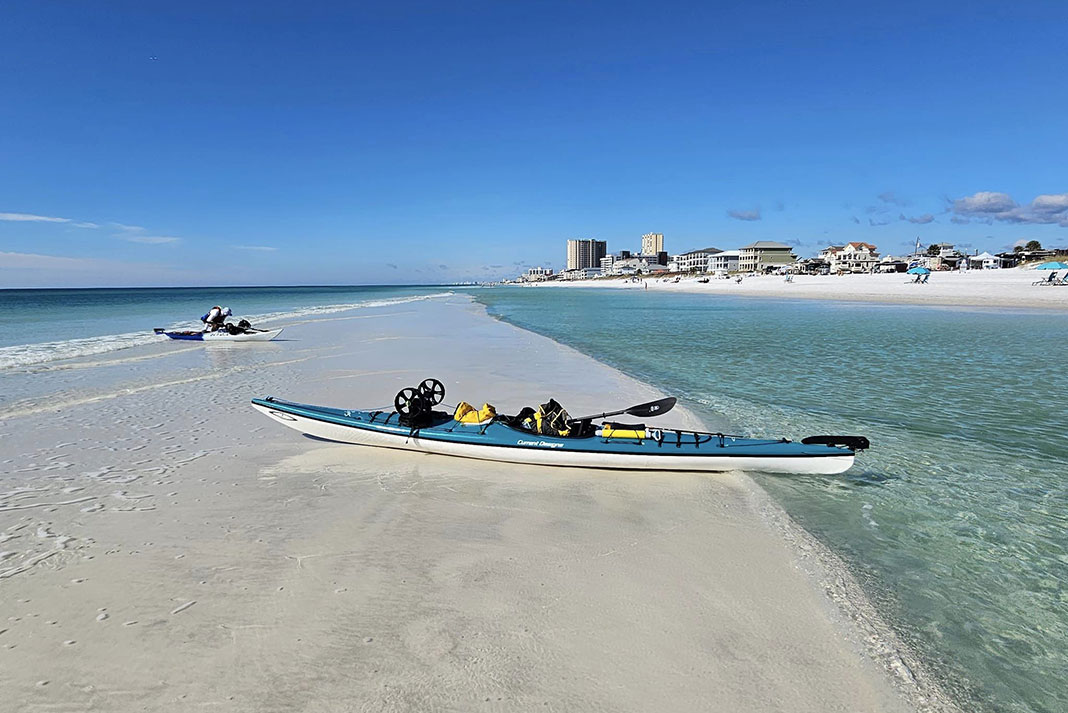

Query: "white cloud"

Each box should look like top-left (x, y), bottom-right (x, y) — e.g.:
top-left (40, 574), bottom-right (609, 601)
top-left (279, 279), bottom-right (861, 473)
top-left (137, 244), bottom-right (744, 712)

top-left (0, 212), bottom-right (101, 228)
top-left (123, 235), bottom-right (180, 244)
top-left (1032, 193), bottom-right (1068, 215)
top-left (110, 222), bottom-right (146, 232)
top-left (952, 191), bottom-right (1016, 215)
top-left (899, 213), bottom-right (935, 224)
top-left (0, 212), bottom-right (72, 223)
top-left (951, 191), bottom-right (1068, 226)
top-left (232, 245), bottom-right (277, 251)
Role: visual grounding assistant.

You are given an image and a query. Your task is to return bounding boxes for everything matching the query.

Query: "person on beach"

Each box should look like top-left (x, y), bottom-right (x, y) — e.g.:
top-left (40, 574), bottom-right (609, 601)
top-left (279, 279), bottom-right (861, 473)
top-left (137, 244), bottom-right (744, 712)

top-left (201, 305), bottom-right (231, 332)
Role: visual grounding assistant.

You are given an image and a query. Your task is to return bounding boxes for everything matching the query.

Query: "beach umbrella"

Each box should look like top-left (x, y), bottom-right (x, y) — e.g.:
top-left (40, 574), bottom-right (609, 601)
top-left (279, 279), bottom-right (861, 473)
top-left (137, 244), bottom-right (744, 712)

top-left (1036, 261), bottom-right (1068, 270)
top-left (907, 266), bottom-right (931, 274)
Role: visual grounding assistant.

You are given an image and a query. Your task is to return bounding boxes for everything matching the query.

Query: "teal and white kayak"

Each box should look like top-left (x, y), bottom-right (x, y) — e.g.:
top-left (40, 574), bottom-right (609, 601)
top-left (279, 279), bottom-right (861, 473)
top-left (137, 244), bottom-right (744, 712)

top-left (251, 396), bottom-right (867, 475)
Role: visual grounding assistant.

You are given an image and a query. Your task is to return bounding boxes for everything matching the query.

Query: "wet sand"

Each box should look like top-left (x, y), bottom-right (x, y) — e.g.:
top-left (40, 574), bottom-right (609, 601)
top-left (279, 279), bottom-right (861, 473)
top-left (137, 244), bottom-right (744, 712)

top-left (0, 295), bottom-right (954, 712)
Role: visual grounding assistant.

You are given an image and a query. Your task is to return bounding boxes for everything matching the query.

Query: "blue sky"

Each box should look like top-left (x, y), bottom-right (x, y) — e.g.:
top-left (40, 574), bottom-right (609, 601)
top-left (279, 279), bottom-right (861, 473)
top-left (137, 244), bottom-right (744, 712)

top-left (2, 0), bottom-right (1067, 287)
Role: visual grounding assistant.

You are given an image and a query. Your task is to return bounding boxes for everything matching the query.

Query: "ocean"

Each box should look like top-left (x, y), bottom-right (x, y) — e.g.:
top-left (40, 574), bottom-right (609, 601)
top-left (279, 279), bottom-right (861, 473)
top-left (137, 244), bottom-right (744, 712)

top-left (475, 286), bottom-right (1068, 713)
top-left (0, 285), bottom-right (449, 370)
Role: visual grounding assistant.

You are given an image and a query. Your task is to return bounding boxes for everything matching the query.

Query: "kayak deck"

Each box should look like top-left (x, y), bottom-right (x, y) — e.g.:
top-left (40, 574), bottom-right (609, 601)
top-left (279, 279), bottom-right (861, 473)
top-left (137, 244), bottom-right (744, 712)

top-left (251, 397), bottom-right (862, 475)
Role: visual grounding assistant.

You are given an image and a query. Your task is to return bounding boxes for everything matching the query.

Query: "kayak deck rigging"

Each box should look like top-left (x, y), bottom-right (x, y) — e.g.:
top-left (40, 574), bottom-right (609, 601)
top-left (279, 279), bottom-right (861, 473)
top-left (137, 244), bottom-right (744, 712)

top-left (354, 402), bottom-right (794, 450)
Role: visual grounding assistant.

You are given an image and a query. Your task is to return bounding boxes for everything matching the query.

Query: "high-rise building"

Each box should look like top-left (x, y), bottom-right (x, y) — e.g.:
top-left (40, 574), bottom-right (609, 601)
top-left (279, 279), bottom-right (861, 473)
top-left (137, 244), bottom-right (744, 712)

top-left (641, 232), bottom-right (664, 255)
top-left (566, 239), bottom-right (607, 271)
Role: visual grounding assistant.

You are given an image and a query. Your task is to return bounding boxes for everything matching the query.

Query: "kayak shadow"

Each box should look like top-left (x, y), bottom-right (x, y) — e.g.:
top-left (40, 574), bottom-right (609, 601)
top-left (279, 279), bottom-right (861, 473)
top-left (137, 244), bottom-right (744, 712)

top-left (303, 434), bottom-right (346, 444)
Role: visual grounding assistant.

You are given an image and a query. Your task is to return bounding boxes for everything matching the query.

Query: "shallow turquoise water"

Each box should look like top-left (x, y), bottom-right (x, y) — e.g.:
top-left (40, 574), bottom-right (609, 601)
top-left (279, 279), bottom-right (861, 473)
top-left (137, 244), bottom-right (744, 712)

top-left (475, 287), bottom-right (1068, 713)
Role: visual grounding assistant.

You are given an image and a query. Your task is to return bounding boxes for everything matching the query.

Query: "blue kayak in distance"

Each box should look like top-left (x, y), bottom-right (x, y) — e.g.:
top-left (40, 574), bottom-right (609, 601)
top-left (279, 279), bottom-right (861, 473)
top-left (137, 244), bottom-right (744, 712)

top-left (251, 396), bottom-right (868, 475)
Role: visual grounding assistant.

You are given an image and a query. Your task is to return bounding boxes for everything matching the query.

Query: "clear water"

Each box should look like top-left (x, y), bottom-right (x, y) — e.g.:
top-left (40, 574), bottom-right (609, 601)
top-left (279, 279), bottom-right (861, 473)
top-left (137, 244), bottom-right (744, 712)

top-left (475, 286), bottom-right (1068, 713)
top-left (0, 285), bottom-right (449, 368)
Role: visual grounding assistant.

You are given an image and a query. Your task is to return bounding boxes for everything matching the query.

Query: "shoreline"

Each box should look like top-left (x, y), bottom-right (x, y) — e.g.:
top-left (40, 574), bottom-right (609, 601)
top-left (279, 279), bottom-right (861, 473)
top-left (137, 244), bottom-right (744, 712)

top-left (525, 269), bottom-right (1068, 311)
top-left (0, 294), bottom-right (957, 712)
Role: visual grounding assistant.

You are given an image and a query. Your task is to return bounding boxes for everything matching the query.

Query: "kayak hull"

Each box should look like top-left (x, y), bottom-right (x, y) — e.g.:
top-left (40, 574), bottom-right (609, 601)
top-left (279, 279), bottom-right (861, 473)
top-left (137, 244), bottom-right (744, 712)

top-left (251, 398), bottom-right (857, 475)
top-left (158, 328), bottom-right (283, 342)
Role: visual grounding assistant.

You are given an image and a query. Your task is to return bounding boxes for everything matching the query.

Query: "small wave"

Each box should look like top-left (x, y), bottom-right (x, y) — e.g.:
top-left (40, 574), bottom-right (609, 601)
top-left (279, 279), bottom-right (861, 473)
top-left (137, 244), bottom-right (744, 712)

top-left (0, 292), bottom-right (453, 370)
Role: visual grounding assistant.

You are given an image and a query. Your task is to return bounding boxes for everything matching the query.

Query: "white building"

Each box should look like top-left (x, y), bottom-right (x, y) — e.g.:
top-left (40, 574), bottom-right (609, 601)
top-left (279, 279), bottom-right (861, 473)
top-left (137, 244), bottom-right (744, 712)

top-left (821, 242), bottom-right (879, 273)
top-left (708, 249), bottom-right (740, 273)
top-left (607, 256), bottom-right (668, 275)
top-left (560, 267), bottom-right (603, 280)
top-left (838, 242), bottom-right (879, 272)
top-left (641, 232), bottom-right (664, 255)
top-left (676, 247), bottom-right (723, 273)
top-left (968, 251), bottom-right (1007, 269)
top-left (523, 267), bottom-right (553, 281)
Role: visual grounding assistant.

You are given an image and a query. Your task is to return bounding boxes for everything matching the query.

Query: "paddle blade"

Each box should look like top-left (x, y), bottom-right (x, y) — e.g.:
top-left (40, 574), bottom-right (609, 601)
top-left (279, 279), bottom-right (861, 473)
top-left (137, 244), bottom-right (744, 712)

top-left (570, 396), bottom-right (677, 423)
top-left (624, 397), bottom-right (676, 418)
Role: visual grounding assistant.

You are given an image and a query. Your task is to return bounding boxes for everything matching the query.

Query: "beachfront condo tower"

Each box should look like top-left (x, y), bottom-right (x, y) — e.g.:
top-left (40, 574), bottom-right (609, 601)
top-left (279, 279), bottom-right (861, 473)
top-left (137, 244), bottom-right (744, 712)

top-left (642, 232), bottom-right (665, 255)
top-left (566, 239), bottom-right (608, 271)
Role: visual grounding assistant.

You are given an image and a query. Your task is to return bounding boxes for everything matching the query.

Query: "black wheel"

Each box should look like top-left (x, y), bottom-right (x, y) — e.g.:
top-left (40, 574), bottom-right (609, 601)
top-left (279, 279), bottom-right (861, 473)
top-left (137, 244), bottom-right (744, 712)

top-left (395, 388), bottom-right (425, 418)
top-left (418, 378), bottom-right (445, 405)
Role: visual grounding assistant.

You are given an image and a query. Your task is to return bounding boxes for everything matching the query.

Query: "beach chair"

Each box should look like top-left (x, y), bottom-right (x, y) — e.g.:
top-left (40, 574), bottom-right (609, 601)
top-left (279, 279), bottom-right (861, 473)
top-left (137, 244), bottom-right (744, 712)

top-left (921, 273), bottom-right (929, 284)
top-left (1032, 272), bottom-right (1058, 286)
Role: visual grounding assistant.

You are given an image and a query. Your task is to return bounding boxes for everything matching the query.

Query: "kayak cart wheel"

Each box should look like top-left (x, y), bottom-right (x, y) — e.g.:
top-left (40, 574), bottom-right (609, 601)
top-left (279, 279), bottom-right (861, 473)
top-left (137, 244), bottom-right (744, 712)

top-left (418, 378), bottom-right (445, 406)
top-left (395, 388), bottom-right (427, 419)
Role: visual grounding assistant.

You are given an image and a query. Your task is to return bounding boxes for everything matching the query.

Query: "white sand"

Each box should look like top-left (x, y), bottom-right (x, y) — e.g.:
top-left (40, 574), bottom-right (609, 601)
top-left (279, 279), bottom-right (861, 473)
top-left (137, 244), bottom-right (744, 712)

top-left (0, 295), bottom-right (956, 712)
top-left (536, 268), bottom-right (1068, 310)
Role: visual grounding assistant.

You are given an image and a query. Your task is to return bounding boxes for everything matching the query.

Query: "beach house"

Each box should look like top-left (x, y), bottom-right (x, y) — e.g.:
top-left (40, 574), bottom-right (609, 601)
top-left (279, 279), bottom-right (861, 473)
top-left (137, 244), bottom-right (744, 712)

top-left (922, 243), bottom-right (965, 270)
top-left (708, 249), bottom-right (740, 273)
top-left (838, 242), bottom-right (879, 272)
top-left (818, 245), bottom-right (844, 262)
top-left (820, 242), bottom-right (879, 273)
top-left (676, 247), bottom-right (723, 273)
top-left (738, 241), bottom-right (796, 273)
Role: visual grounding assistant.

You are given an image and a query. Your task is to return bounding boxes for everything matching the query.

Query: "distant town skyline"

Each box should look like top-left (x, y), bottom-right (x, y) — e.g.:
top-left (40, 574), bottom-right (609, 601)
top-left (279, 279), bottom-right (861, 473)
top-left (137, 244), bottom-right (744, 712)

top-left (2, 2), bottom-right (1067, 288)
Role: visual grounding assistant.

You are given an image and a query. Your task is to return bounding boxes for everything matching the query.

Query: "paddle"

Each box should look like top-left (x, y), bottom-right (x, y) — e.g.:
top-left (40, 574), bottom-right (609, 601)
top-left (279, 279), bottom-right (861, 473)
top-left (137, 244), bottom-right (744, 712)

top-left (570, 396), bottom-right (677, 424)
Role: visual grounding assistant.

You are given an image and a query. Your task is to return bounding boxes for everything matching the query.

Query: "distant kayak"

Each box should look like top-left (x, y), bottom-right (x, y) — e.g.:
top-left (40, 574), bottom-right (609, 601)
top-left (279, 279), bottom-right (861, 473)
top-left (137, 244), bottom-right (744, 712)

top-left (251, 382), bottom-right (868, 475)
top-left (154, 328), bottom-right (283, 342)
